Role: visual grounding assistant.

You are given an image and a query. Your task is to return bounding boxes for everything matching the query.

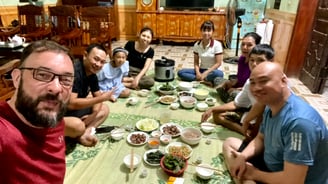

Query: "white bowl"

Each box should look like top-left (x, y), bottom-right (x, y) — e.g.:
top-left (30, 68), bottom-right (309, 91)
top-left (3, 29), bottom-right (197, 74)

top-left (179, 96), bottom-right (197, 109)
top-left (178, 81), bottom-right (193, 91)
top-left (151, 130), bottom-right (162, 138)
top-left (160, 134), bottom-right (172, 144)
top-left (180, 127), bottom-right (202, 145)
top-left (200, 122), bottom-right (215, 133)
top-left (110, 128), bottom-right (125, 140)
top-left (138, 89), bottom-right (150, 97)
top-left (205, 97), bottom-right (216, 106)
top-left (191, 81), bottom-right (200, 88)
top-left (193, 89), bottom-right (209, 101)
top-left (196, 163), bottom-right (214, 179)
top-left (170, 102), bottom-right (180, 110)
top-left (196, 102), bottom-right (208, 112)
top-left (127, 97), bottom-right (139, 105)
top-left (123, 154), bottom-right (141, 169)
top-left (177, 91), bottom-right (193, 97)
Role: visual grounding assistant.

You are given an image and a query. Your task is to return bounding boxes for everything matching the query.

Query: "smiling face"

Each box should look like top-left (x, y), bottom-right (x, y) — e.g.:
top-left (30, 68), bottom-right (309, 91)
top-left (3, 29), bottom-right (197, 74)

top-left (138, 30), bottom-right (153, 47)
top-left (201, 28), bottom-right (213, 41)
top-left (240, 36), bottom-right (257, 56)
top-left (12, 51), bottom-right (74, 128)
top-left (249, 62), bottom-right (288, 106)
top-left (84, 47), bottom-right (107, 75)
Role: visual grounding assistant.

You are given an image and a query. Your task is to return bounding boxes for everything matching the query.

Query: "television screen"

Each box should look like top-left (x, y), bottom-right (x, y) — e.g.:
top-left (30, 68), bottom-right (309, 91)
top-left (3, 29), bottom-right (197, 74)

top-left (165, 0), bottom-right (214, 10)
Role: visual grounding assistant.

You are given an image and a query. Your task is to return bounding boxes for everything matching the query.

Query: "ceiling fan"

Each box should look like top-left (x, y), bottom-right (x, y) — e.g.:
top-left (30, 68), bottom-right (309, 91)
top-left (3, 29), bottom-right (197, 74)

top-left (224, 0), bottom-right (245, 62)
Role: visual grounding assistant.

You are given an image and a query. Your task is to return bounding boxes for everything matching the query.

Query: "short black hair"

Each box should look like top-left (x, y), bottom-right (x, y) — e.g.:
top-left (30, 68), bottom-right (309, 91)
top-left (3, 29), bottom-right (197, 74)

top-left (243, 32), bottom-right (262, 45)
top-left (85, 43), bottom-right (107, 55)
top-left (249, 44), bottom-right (275, 60)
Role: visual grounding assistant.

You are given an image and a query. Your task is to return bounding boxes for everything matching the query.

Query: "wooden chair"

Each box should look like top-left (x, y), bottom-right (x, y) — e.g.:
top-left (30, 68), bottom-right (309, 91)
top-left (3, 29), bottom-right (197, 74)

top-left (0, 59), bottom-right (20, 101)
top-left (0, 15), bottom-right (20, 42)
top-left (48, 5), bottom-right (82, 47)
top-left (17, 4), bottom-right (51, 41)
top-left (70, 6), bottom-right (114, 59)
top-left (0, 26), bottom-right (20, 42)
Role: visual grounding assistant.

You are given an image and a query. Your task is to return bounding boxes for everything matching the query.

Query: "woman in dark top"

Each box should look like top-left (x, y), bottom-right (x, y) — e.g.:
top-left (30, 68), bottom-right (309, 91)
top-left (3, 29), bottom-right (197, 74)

top-left (123, 27), bottom-right (155, 89)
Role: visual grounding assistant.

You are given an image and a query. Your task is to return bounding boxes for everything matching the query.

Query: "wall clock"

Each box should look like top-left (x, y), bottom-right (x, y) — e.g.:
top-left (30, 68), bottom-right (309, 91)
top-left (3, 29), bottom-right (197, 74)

top-left (136, 0), bottom-right (157, 11)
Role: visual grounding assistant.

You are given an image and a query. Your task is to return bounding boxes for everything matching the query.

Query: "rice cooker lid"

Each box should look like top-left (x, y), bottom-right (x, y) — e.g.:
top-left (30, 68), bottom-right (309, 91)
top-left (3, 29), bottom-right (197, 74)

top-left (155, 57), bottom-right (175, 67)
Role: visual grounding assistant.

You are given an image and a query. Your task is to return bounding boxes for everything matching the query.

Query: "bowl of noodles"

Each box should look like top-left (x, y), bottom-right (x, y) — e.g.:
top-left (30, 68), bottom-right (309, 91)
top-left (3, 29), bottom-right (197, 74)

top-left (165, 142), bottom-right (193, 159)
top-left (159, 95), bottom-right (177, 105)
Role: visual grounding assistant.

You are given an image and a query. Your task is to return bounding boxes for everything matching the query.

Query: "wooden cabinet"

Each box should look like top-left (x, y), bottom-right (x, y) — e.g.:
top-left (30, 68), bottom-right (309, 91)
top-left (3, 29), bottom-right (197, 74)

top-left (137, 11), bottom-right (226, 42)
top-left (136, 13), bottom-right (157, 36)
top-left (136, 0), bottom-right (226, 42)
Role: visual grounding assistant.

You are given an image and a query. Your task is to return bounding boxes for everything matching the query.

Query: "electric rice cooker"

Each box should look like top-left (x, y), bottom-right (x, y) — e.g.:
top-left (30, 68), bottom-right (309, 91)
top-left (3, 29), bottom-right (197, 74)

top-left (154, 57), bottom-right (175, 82)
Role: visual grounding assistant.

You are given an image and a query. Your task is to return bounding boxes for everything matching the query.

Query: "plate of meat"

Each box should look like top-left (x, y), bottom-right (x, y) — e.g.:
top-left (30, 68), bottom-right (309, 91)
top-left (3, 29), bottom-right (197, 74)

top-left (159, 123), bottom-right (183, 138)
top-left (127, 131), bottom-right (149, 146)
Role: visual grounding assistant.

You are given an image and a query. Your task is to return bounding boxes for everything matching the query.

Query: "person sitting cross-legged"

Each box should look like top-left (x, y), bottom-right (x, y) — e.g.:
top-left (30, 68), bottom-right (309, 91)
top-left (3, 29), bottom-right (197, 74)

top-left (64, 43), bottom-right (115, 147)
top-left (222, 62), bottom-right (328, 184)
top-left (215, 32), bottom-right (261, 103)
top-left (201, 44), bottom-right (274, 138)
top-left (97, 47), bottom-right (131, 102)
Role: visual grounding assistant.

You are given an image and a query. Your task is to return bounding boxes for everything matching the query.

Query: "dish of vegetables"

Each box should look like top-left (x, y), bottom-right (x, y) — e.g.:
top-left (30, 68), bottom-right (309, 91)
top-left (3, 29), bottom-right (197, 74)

top-left (143, 149), bottom-right (165, 166)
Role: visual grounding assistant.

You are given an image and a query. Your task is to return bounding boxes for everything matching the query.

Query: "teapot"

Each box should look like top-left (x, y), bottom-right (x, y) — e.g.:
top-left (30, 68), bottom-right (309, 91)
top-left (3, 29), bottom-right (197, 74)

top-left (8, 35), bottom-right (26, 45)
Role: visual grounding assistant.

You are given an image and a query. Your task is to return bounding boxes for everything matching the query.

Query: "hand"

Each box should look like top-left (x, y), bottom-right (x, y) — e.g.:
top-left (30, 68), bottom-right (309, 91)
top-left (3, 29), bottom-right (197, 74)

top-left (230, 150), bottom-right (247, 179)
top-left (196, 73), bottom-right (202, 81)
top-left (243, 122), bottom-right (260, 141)
top-left (242, 162), bottom-right (258, 181)
top-left (242, 120), bottom-right (251, 136)
top-left (201, 108), bottom-right (212, 122)
top-left (102, 87), bottom-right (117, 100)
top-left (131, 79), bottom-right (139, 89)
top-left (200, 73), bottom-right (207, 81)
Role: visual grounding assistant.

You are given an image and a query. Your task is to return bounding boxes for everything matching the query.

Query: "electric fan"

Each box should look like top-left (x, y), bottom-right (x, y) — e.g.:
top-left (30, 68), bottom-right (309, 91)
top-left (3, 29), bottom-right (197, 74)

top-left (224, 0), bottom-right (245, 63)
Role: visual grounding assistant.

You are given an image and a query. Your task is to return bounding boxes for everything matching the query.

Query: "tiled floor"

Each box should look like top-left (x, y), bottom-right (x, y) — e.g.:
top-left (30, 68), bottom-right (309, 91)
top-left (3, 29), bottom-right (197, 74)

top-left (112, 40), bottom-right (328, 125)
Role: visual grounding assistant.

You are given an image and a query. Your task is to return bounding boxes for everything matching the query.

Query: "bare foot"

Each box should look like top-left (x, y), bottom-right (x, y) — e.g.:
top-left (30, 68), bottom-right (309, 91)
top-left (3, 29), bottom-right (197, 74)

top-left (78, 128), bottom-right (98, 147)
top-left (200, 80), bottom-right (213, 87)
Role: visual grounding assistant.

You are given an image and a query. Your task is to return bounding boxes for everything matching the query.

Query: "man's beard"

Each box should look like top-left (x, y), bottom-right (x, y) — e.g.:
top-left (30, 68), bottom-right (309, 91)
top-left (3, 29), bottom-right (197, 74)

top-left (15, 80), bottom-right (68, 128)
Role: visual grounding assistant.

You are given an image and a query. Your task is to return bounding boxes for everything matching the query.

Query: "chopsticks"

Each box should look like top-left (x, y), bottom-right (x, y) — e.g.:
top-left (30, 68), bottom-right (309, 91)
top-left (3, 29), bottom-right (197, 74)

top-left (144, 99), bottom-right (159, 108)
top-left (199, 123), bottom-right (217, 127)
top-left (189, 163), bottom-right (223, 173)
top-left (130, 149), bottom-right (134, 173)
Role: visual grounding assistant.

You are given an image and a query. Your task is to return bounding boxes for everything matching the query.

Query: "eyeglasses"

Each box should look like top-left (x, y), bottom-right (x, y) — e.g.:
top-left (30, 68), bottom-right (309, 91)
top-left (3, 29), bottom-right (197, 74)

top-left (19, 67), bottom-right (74, 88)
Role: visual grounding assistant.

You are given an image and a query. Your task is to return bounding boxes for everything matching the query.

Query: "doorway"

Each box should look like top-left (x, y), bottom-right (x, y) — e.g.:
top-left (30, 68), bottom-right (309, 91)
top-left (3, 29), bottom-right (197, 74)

top-left (285, 0), bottom-right (328, 94)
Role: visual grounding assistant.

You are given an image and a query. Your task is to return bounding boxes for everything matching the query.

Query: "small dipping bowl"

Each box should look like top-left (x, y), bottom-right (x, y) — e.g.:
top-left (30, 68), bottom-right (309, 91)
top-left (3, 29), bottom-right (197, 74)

top-left (200, 122), bottom-right (215, 134)
top-left (170, 102), bottom-right (180, 110)
top-left (205, 97), bottom-right (216, 106)
top-left (196, 102), bottom-right (208, 112)
top-left (127, 97), bottom-right (138, 105)
top-left (110, 128), bottom-right (125, 140)
top-left (138, 89), bottom-right (150, 97)
top-left (196, 163), bottom-right (214, 180)
top-left (160, 134), bottom-right (172, 145)
top-left (147, 137), bottom-right (160, 149)
top-left (151, 130), bottom-right (162, 138)
top-left (123, 154), bottom-right (141, 169)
